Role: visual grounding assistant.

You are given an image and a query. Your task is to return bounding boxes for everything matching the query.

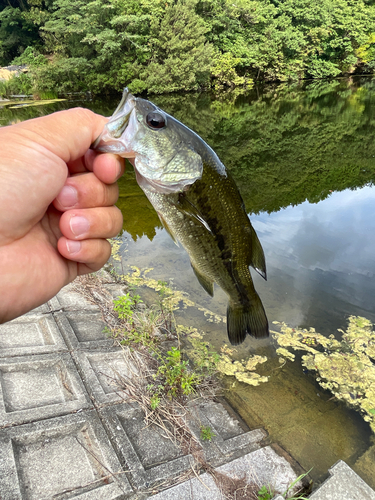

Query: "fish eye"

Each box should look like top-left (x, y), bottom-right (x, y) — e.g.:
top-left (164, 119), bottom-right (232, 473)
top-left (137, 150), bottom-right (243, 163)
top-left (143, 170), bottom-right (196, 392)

top-left (146, 112), bottom-right (166, 129)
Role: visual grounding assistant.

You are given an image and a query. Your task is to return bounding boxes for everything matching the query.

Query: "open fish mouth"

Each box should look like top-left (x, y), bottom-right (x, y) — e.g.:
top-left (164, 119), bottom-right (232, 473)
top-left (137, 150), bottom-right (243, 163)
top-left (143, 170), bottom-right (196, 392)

top-left (91, 88), bottom-right (137, 156)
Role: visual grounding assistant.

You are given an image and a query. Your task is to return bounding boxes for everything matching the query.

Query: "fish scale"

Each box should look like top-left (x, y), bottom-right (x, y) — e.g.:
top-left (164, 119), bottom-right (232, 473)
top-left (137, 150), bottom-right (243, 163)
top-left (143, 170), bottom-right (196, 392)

top-left (145, 159), bottom-right (268, 345)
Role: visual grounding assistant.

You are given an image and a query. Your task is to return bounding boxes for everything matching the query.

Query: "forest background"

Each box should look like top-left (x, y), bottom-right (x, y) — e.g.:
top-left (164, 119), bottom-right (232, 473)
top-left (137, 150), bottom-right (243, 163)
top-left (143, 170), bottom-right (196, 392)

top-left (1, 0), bottom-right (375, 96)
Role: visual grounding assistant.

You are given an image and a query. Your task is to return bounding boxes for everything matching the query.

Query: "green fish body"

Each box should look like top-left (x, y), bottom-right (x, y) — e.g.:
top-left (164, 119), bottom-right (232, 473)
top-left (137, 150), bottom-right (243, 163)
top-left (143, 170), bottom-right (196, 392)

top-left (93, 89), bottom-right (268, 345)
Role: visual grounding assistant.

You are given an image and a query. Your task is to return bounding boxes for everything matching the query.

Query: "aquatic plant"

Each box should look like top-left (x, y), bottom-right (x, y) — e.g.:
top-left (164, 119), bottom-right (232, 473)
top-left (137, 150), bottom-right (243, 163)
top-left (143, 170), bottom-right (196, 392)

top-left (183, 329), bottom-right (221, 375)
top-left (272, 316), bottom-right (375, 433)
top-left (108, 261), bottom-right (226, 325)
top-left (217, 348), bottom-right (269, 387)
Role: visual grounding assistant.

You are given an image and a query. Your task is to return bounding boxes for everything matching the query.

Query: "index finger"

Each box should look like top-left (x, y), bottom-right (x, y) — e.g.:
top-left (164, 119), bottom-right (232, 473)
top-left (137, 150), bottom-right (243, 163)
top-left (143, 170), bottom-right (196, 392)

top-left (12, 107), bottom-right (108, 164)
top-left (67, 150), bottom-right (125, 184)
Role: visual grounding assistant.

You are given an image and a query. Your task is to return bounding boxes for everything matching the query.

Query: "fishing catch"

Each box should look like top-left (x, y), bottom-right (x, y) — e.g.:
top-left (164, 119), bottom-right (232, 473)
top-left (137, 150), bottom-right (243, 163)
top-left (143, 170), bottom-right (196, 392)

top-left (93, 89), bottom-right (269, 345)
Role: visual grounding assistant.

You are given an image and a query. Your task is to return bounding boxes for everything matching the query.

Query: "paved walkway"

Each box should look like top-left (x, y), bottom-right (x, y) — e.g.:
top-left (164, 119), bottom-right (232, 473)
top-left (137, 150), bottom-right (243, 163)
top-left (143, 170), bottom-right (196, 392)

top-left (0, 276), bottom-right (374, 499)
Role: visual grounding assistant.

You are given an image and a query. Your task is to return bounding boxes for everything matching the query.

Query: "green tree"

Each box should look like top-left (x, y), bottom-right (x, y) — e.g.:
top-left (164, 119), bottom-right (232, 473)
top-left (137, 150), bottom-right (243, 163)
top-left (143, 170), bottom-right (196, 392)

top-left (144, 0), bottom-right (213, 93)
top-left (0, 6), bottom-right (42, 64)
top-left (38, 0), bottom-right (154, 93)
top-left (3, 0), bottom-right (375, 94)
top-left (198, 0), bottom-right (375, 81)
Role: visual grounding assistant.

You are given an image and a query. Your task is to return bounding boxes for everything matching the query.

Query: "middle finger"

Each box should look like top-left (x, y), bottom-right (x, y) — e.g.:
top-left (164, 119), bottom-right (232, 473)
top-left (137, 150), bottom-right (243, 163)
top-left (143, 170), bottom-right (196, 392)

top-left (53, 171), bottom-right (119, 211)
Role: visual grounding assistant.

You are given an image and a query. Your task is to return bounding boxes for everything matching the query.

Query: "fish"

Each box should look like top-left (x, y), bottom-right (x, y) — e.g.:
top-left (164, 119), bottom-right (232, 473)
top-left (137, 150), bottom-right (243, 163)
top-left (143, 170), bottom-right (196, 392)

top-left (92, 89), bottom-right (269, 345)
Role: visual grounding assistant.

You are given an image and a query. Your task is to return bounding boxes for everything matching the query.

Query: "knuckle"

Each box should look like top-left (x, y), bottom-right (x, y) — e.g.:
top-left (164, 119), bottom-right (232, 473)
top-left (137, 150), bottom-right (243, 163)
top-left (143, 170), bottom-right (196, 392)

top-left (102, 182), bottom-right (119, 206)
top-left (105, 207), bottom-right (122, 235)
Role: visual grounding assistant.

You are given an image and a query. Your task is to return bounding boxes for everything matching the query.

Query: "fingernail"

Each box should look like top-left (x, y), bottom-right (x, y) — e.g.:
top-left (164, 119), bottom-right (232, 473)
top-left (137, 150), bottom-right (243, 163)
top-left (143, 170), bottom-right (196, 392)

top-left (114, 157), bottom-right (123, 180)
top-left (116, 160), bottom-right (122, 179)
top-left (57, 186), bottom-right (78, 208)
top-left (66, 239), bottom-right (81, 254)
top-left (70, 216), bottom-right (90, 236)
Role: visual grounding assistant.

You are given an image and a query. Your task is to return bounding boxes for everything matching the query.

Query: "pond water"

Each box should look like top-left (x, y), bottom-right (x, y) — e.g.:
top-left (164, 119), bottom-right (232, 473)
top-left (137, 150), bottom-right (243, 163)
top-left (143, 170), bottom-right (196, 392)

top-left (3, 77), bottom-right (375, 489)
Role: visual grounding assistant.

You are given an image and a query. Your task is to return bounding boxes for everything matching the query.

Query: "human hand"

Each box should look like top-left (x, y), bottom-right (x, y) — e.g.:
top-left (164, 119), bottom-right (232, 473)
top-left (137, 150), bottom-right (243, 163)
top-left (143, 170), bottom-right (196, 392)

top-left (0, 108), bottom-right (124, 323)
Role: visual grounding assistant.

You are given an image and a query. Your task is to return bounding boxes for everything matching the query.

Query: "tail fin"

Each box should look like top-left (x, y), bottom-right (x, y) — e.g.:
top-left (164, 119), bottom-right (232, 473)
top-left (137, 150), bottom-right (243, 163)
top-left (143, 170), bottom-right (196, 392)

top-left (227, 297), bottom-right (269, 345)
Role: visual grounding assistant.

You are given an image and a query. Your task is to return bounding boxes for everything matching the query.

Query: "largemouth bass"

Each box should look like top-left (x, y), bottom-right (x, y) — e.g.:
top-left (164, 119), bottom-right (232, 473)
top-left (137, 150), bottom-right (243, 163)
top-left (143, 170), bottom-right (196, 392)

top-left (93, 89), bottom-right (269, 345)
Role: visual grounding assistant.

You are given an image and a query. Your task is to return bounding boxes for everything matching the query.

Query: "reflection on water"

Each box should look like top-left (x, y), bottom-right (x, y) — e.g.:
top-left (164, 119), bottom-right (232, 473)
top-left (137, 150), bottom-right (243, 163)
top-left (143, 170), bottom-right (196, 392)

top-left (251, 186), bottom-right (375, 333)
top-left (3, 78), bottom-right (375, 488)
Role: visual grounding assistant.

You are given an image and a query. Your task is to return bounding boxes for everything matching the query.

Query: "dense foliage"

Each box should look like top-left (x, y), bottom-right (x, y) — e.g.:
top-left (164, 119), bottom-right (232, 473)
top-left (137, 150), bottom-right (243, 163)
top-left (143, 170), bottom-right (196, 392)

top-left (1, 0), bottom-right (375, 95)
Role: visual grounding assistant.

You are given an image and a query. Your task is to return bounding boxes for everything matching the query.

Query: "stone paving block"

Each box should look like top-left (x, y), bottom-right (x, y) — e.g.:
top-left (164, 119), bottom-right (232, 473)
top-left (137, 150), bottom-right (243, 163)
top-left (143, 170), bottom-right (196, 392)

top-left (103, 283), bottom-right (128, 301)
top-left (0, 314), bottom-right (68, 358)
top-left (55, 310), bottom-right (116, 350)
top-left (309, 460), bottom-right (375, 500)
top-left (198, 400), bottom-right (245, 440)
top-left (149, 446), bottom-right (302, 500)
top-left (186, 400), bottom-right (267, 463)
top-left (23, 303), bottom-right (50, 315)
top-left (0, 353), bottom-right (92, 427)
top-left (48, 295), bottom-right (65, 312)
top-left (100, 401), bottom-right (266, 491)
top-left (55, 282), bottom-right (101, 311)
top-left (100, 403), bottom-right (191, 490)
top-left (0, 410), bottom-right (132, 500)
top-left (73, 349), bottom-right (134, 406)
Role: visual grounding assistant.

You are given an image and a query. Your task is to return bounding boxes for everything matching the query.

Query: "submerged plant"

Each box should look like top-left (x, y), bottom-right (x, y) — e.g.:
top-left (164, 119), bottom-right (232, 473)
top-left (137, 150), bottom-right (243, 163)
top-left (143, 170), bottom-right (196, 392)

top-left (184, 329), bottom-right (221, 375)
top-left (272, 316), bottom-right (375, 432)
top-left (216, 344), bottom-right (269, 386)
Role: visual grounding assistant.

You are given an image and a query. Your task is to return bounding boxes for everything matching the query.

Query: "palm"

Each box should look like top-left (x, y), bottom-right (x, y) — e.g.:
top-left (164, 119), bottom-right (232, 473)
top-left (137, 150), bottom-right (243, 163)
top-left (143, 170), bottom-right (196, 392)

top-left (2, 207), bottom-right (76, 320)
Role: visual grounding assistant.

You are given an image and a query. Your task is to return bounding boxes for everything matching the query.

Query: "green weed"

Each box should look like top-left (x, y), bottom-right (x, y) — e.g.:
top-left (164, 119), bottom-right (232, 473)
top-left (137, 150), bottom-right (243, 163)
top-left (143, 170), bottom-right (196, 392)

top-left (257, 468), bottom-right (312, 499)
top-left (257, 485), bottom-right (273, 500)
top-left (149, 393), bottom-right (161, 410)
top-left (200, 425), bottom-right (215, 441)
top-left (113, 293), bottom-right (142, 321)
top-left (155, 347), bottom-right (201, 399)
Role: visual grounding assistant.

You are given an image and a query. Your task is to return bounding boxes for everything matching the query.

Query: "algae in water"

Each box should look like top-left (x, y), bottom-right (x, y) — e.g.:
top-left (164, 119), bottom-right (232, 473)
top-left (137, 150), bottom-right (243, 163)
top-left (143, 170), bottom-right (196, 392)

top-left (272, 316), bottom-right (375, 432)
top-left (216, 345), bottom-right (268, 386)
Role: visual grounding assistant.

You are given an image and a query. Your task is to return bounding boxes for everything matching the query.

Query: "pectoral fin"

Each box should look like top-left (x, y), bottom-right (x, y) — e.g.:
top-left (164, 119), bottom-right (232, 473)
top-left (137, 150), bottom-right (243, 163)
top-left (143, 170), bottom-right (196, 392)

top-left (191, 263), bottom-right (214, 297)
top-left (176, 193), bottom-right (212, 234)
